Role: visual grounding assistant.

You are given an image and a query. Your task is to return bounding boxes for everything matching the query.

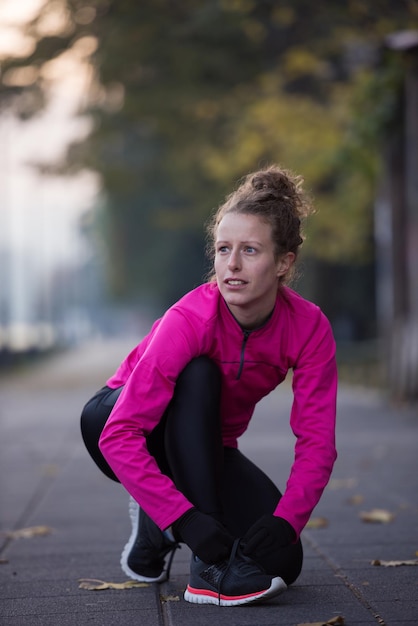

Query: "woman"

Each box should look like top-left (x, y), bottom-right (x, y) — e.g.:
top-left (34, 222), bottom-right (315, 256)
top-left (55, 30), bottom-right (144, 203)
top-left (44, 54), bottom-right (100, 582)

top-left (81, 164), bottom-right (337, 607)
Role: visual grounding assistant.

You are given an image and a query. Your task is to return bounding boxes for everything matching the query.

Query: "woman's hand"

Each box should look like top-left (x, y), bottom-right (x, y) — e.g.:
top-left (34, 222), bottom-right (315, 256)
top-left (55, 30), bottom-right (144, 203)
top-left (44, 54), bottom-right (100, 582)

top-left (241, 514), bottom-right (296, 562)
top-left (172, 508), bottom-right (234, 563)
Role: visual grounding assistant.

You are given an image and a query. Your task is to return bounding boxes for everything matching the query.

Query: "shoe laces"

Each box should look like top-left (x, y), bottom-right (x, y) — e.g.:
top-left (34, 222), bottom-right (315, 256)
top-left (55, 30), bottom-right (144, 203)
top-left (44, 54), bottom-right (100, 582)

top-left (216, 538), bottom-right (245, 605)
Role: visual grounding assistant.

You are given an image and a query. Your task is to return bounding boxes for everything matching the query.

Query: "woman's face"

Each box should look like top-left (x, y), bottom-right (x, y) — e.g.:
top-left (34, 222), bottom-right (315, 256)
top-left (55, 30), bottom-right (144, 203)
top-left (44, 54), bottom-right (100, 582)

top-left (214, 212), bottom-right (294, 328)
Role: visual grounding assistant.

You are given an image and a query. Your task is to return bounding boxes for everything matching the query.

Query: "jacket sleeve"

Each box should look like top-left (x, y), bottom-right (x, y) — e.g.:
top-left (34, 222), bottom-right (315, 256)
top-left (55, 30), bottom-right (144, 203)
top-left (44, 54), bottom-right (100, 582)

top-left (273, 310), bottom-right (337, 537)
top-left (99, 307), bottom-right (201, 530)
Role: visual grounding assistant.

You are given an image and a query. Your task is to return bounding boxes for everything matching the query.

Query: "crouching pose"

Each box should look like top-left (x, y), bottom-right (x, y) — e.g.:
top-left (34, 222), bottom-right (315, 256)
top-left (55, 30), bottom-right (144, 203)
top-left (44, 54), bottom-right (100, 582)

top-left (81, 164), bottom-right (337, 606)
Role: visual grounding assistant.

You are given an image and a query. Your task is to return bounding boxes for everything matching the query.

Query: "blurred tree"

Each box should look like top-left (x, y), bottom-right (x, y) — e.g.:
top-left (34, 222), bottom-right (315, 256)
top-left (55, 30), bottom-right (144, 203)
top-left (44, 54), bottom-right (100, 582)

top-left (1, 0), bottom-right (416, 323)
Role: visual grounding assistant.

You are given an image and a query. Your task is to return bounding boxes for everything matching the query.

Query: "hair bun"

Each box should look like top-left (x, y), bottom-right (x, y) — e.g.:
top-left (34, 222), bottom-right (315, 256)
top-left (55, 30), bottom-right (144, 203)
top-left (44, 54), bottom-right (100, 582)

top-left (251, 170), bottom-right (295, 200)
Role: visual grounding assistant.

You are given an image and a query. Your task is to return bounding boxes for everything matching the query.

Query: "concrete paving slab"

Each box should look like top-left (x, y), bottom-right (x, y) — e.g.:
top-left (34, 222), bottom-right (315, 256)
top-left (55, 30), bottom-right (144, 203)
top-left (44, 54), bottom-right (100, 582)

top-left (1, 339), bottom-right (417, 626)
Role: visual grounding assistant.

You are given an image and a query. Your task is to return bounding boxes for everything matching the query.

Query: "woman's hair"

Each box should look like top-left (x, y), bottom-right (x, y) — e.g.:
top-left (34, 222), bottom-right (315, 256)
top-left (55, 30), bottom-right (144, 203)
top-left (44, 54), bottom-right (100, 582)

top-left (206, 164), bottom-right (314, 284)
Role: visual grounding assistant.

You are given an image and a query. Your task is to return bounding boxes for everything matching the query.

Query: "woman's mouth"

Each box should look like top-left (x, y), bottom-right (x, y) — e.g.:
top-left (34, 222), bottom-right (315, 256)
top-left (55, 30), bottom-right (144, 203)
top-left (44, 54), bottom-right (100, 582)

top-left (225, 279), bottom-right (247, 287)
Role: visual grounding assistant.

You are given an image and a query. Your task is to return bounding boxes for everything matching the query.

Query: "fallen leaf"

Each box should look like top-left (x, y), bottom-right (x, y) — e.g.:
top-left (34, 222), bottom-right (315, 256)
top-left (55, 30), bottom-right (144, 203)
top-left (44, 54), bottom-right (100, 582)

top-left (160, 594), bottom-right (180, 602)
top-left (2, 526), bottom-right (53, 539)
top-left (78, 578), bottom-right (149, 591)
top-left (42, 464), bottom-right (59, 477)
top-left (0, 558), bottom-right (9, 565)
top-left (371, 559), bottom-right (418, 567)
top-left (328, 478), bottom-right (357, 489)
top-left (359, 509), bottom-right (395, 524)
top-left (306, 517), bottom-right (329, 529)
top-left (297, 616), bottom-right (344, 626)
top-left (346, 494), bottom-right (364, 506)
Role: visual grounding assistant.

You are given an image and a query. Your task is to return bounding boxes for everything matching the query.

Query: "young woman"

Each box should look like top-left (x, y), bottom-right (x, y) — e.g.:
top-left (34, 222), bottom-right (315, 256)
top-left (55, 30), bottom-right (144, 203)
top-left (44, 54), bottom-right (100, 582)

top-left (81, 165), bottom-right (337, 607)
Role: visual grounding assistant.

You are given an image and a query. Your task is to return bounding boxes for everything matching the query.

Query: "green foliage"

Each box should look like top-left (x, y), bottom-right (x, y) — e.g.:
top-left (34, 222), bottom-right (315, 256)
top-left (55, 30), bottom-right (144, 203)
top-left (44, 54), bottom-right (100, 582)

top-left (1, 0), bottom-right (416, 308)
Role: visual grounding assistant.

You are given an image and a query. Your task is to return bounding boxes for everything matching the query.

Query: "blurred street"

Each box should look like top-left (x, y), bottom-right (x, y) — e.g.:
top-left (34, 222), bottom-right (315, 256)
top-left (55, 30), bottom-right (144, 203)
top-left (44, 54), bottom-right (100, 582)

top-left (0, 339), bottom-right (417, 625)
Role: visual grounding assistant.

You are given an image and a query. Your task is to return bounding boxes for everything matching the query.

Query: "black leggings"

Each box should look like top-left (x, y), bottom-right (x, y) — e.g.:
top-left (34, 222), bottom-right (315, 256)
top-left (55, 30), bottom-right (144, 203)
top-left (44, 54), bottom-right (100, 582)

top-left (80, 356), bottom-right (303, 584)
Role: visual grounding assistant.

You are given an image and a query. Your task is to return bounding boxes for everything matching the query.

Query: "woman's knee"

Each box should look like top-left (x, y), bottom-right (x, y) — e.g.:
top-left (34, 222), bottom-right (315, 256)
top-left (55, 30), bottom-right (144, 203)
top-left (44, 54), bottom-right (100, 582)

top-left (168, 356), bottom-right (222, 423)
top-left (177, 356), bottom-right (221, 389)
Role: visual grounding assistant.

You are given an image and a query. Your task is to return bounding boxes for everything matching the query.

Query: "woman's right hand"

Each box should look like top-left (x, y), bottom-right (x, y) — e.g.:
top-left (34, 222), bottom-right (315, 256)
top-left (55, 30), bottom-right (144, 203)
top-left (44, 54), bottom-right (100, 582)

top-left (172, 508), bottom-right (234, 563)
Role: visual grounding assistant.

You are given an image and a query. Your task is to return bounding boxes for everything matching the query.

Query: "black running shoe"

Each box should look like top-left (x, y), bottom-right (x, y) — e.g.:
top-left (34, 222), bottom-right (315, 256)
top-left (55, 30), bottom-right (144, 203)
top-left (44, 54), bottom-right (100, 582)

top-left (184, 539), bottom-right (287, 606)
top-left (121, 497), bottom-right (179, 583)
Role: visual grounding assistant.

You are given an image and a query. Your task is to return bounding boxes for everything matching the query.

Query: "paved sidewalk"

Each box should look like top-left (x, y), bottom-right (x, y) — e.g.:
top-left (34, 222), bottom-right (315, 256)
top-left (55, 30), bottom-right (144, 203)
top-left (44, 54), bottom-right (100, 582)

top-left (0, 338), bottom-right (417, 626)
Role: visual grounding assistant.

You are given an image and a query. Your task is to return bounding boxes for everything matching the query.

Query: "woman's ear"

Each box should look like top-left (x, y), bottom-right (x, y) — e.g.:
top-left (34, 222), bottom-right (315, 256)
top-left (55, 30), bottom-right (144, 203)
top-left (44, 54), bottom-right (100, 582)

top-left (276, 252), bottom-right (295, 278)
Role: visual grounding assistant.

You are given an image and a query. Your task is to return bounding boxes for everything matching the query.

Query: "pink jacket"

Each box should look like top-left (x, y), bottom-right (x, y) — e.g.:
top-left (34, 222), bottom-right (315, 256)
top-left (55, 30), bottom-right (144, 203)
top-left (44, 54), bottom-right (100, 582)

top-left (99, 282), bottom-right (337, 537)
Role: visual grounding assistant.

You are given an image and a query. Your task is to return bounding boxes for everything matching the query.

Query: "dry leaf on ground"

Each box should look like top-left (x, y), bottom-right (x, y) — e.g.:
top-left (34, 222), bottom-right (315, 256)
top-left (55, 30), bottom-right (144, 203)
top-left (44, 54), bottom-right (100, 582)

top-left (78, 578), bottom-right (149, 590)
top-left (2, 526), bottom-right (53, 539)
top-left (160, 594), bottom-right (180, 602)
top-left (328, 478), bottom-right (357, 490)
top-left (42, 464), bottom-right (59, 477)
top-left (306, 517), bottom-right (329, 529)
top-left (297, 615), bottom-right (345, 626)
top-left (346, 494), bottom-right (364, 506)
top-left (371, 559), bottom-right (418, 567)
top-left (359, 509), bottom-right (395, 523)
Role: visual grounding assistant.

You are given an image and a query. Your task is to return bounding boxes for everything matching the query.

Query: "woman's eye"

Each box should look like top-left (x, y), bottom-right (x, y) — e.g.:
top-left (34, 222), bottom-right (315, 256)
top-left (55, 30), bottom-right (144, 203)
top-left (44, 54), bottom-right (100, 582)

top-left (217, 246), bottom-right (228, 253)
top-left (245, 246), bottom-right (256, 253)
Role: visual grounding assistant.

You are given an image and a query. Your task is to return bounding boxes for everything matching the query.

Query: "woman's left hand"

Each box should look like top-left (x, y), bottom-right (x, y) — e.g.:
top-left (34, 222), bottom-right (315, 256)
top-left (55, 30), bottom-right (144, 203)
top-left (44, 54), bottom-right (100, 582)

top-left (241, 514), bottom-right (296, 561)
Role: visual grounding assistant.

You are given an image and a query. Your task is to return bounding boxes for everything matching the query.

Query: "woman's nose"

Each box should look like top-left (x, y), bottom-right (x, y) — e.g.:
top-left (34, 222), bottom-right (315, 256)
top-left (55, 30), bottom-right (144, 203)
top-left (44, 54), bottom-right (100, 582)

top-left (228, 249), bottom-right (241, 270)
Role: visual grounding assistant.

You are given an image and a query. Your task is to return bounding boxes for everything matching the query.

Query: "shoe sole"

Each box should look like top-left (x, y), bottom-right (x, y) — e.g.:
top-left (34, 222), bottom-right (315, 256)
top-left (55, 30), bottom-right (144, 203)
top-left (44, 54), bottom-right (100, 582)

top-left (120, 497), bottom-right (168, 583)
top-left (184, 576), bottom-right (287, 606)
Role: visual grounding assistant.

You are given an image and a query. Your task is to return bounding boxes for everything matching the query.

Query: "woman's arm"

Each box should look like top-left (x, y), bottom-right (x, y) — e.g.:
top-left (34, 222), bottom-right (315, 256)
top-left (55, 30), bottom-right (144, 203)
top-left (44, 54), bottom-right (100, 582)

top-left (274, 311), bottom-right (338, 538)
top-left (99, 308), bottom-right (202, 530)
